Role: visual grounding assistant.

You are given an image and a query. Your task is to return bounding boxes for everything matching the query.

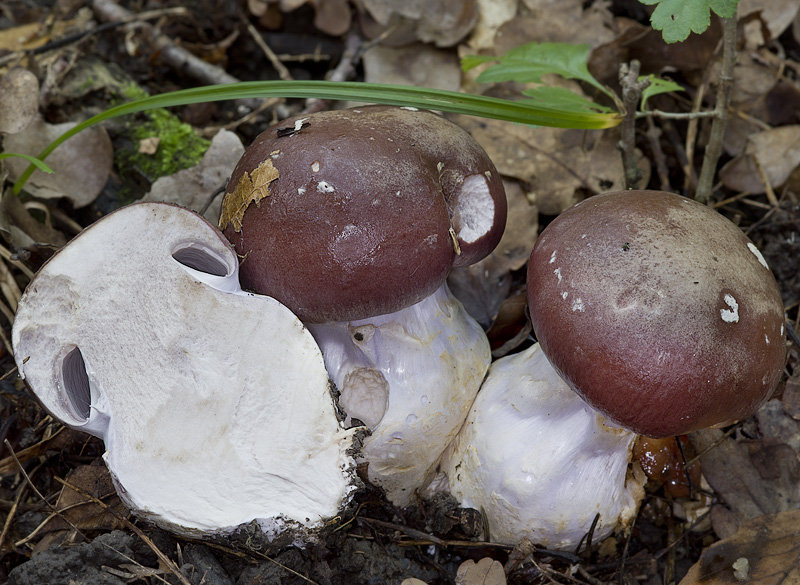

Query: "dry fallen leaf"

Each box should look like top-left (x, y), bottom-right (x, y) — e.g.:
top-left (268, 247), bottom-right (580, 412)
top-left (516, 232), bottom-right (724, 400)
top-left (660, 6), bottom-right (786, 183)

top-left (678, 509), bottom-right (800, 585)
top-left (3, 113), bottom-right (113, 208)
top-left (218, 157), bottom-right (279, 231)
top-left (720, 125), bottom-right (800, 194)
top-left (0, 67), bottom-right (39, 135)
top-left (142, 129), bottom-right (244, 222)
top-left (456, 557), bottom-right (506, 585)
top-left (691, 426), bottom-right (800, 539)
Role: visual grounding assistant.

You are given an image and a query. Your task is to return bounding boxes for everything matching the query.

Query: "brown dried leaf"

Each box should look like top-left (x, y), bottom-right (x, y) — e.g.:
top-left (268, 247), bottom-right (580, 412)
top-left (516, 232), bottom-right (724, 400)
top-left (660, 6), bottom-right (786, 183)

top-left (0, 68), bottom-right (39, 135)
top-left (456, 557), bottom-right (506, 585)
top-left (691, 426), bottom-right (800, 538)
top-left (678, 509), bottom-right (800, 585)
top-left (359, 0), bottom-right (478, 47)
top-left (719, 125), bottom-right (800, 194)
top-left (3, 113), bottom-right (113, 208)
top-left (361, 44), bottom-right (461, 93)
top-left (143, 130), bottom-right (245, 222)
top-left (218, 158), bottom-right (279, 232)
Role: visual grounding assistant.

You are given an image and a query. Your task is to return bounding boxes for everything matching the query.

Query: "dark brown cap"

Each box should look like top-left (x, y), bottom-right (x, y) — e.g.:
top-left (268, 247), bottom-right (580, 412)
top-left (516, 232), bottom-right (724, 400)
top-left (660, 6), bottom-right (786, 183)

top-left (220, 106), bottom-right (505, 323)
top-left (527, 190), bottom-right (786, 438)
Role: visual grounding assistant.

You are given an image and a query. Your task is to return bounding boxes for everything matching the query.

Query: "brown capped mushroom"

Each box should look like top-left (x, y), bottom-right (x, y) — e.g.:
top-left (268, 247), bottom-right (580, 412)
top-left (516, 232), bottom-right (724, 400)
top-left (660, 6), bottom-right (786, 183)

top-left (219, 105), bottom-right (506, 323)
top-left (527, 190), bottom-right (786, 438)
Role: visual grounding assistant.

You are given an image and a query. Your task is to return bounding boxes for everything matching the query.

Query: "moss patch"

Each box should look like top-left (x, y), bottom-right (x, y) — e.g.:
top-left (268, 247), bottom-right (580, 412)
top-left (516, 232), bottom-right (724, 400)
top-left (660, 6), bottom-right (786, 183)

top-left (114, 84), bottom-right (210, 198)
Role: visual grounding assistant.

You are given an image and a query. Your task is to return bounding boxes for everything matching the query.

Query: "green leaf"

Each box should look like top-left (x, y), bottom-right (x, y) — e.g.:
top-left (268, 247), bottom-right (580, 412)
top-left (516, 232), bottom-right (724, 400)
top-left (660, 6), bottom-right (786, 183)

top-left (638, 0), bottom-right (739, 43)
top-left (12, 80), bottom-right (621, 195)
top-left (521, 86), bottom-right (614, 114)
top-left (639, 75), bottom-right (684, 109)
top-left (471, 43), bottom-right (611, 97)
top-left (0, 153), bottom-right (54, 174)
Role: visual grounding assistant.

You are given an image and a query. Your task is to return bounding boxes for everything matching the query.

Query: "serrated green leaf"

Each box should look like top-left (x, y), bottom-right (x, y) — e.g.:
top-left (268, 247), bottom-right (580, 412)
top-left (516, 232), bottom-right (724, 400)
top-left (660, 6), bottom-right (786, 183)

top-left (522, 86), bottom-right (614, 114)
top-left (472, 43), bottom-right (611, 97)
top-left (639, 75), bottom-right (684, 109)
top-left (638, 0), bottom-right (739, 43)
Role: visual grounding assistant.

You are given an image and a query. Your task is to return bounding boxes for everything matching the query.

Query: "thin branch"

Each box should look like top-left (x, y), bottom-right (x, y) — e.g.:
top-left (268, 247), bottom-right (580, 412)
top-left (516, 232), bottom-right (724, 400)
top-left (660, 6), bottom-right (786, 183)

top-left (618, 61), bottom-right (648, 189)
top-left (695, 14), bottom-right (738, 203)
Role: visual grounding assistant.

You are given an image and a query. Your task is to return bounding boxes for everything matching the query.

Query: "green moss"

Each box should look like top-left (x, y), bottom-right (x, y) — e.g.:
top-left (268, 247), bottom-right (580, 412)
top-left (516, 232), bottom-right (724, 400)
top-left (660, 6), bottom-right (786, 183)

top-left (114, 84), bottom-right (210, 196)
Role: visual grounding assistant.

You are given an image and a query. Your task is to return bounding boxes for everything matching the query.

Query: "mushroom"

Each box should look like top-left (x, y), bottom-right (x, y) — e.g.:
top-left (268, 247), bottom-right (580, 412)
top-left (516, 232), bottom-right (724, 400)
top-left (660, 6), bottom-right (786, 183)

top-left (12, 202), bottom-right (357, 542)
top-left (439, 342), bottom-right (645, 549)
top-left (527, 190), bottom-right (786, 438)
top-left (218, 106), bottom-right (506, 504)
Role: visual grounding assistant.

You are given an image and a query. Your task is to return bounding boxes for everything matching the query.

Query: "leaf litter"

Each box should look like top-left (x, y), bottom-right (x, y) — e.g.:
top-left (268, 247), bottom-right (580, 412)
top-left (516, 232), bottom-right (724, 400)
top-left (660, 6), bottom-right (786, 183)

top-left (0, 0), bottom-right (799, 584)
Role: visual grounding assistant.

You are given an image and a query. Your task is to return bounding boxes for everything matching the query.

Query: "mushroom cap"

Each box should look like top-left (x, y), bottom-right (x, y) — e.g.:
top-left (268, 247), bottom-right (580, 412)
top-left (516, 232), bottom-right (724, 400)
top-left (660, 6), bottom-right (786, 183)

top-left (219, 105), bottom-right (506, 323)
top-left (527, 190), bottom-right (786, 438)
top-left (12, 202), bottom-right (357, 538)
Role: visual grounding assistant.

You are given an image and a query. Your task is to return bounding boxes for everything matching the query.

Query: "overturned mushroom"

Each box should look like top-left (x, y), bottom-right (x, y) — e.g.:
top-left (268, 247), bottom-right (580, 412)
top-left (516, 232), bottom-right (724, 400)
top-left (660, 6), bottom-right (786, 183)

top-left (219, 106), bottom-right (505, 504)
top-left (527, 190), bottom-right (786, 438)
top-left (439, 343), bottom-right (644, 549)
top-left (12, 202), bottom-right (357, 542)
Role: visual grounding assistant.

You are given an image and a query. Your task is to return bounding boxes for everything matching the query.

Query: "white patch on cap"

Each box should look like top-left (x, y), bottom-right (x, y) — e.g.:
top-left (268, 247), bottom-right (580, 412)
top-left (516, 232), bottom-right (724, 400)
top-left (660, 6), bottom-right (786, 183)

top-left (452, 174), bottom-right (495, 244)
top-left (765, 334), bottom-right (770, 345)
top-left (561, 292), bottom-right (568, 300)
top-left (549, 251), bottom-right (557, 264)
top-left (311, 161), bottom-right (320, 173)
top-left (297, 187), bottom-right (306, 195)
top-left (401, 106), bottom-right (419, 111)
top-left (572, 298), bottom-right (584, 312)
top-left (747, 242), bottom-right (769, 269)
top-left (294, 118), bottom-right (308, 131)
top-left (317, 181), bottom-right (334, 193)
top-left (554, 268), bottom-right (562, 283)
top-left (720, 294), bottom-right (739, 323)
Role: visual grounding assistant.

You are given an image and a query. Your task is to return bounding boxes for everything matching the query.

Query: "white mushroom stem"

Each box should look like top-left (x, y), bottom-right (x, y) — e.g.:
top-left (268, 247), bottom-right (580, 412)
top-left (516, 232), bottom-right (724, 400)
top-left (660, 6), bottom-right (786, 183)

top-left (309, 283), bottom-right (491, 506)
top-left (12, 203), bottom-right (357, 539)
top-left (438, 343), bottom-right (644, 550)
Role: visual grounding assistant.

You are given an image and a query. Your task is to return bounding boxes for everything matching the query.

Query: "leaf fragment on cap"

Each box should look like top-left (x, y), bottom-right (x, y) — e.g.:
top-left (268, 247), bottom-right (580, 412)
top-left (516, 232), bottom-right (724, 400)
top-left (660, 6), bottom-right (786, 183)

top-left (219, 159), bottom-right (279, 232)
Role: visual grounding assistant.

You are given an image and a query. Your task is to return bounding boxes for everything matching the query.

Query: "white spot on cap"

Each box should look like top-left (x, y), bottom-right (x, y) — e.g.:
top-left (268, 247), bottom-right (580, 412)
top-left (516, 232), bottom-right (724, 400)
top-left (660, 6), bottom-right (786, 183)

top-left (561, 292), bottom-right (568, 300)
top-left (311, 161), bottom-right (320, 173)
top-left (293, 118), bottom-right (308, 131)
top-left (401, 106), bottom-right (419, 111)
top-left (549, 250), bottom-right (557, 264)
top-left (317, 181), bottom-right (334, 193)
top-left (297, 187), bottom-right (306, 195)
top-left (554, 268), bottom-right (562, 283)
top-left (747, 242), bottom-right (770, 269)
top-left (720, 294), bottom-right (739, 323)
top-left (765, 334), bottom-right (770, 345)
top-left (572, 298), bottom-right (584, 312)
top-left (452, 174), bottom-right (495, 244)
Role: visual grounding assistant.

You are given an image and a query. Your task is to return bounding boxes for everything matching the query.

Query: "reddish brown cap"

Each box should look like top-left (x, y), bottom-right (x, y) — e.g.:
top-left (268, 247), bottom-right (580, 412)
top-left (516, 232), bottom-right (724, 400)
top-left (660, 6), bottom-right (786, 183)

top-left (220, 106), bottom-right (505, 323)
top-left (527, 190), bottom-right (786, 438)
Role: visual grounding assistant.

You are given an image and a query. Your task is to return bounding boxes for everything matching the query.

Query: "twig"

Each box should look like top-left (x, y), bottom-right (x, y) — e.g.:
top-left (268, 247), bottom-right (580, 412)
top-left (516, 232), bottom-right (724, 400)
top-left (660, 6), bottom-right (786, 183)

top-left (90, 0), bottom-right (260, 110)
top-left (618, 61), bottom-right (648, 190)
top-left (53, 476), bottom-right (193, 585)
top-left (242, 16), bottom-right (293, 81)
top-left (695, 14), bottom-right (738, 203)
top-left (645, 117), bottom-right (672, 191)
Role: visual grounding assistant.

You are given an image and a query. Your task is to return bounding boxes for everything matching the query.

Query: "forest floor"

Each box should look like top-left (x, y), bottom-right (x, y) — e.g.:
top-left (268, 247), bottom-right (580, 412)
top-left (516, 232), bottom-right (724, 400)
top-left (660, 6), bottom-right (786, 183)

top-left (1, 0), bottom-right (800, 584)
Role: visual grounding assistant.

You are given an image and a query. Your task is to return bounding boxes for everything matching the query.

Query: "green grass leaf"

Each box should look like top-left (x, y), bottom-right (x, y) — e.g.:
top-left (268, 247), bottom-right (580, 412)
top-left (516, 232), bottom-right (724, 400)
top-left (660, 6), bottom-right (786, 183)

top-left (639, 75), bottom-right (684, 109)
top-left (639, 0), bottom-right (739, 43)
top-left (470, 43), bottom-right (612, 97)
top-left (11, 80), bottom-right (621, 195)
top-left (522, 87), bottom-right (614, 114)
top-left (0, 153), bottom-right (54, 174)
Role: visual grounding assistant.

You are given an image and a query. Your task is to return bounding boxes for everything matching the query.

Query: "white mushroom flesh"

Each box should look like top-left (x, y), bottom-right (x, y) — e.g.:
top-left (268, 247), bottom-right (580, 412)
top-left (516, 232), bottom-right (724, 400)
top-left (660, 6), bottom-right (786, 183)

top-left (12, 203), bottom-right (357, 538)
top-left (440, 343), bottom-right (644, 549)
top-left (309, 283), bottom-right (491, 506)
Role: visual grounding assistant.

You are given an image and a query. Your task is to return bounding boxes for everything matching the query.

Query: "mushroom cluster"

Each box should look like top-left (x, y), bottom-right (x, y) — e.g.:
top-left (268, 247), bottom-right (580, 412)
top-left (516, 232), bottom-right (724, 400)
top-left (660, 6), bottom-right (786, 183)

top-left (218, 105), bottom-right (506, 504)
top-left (12, 203), bottom-right (358, 543)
